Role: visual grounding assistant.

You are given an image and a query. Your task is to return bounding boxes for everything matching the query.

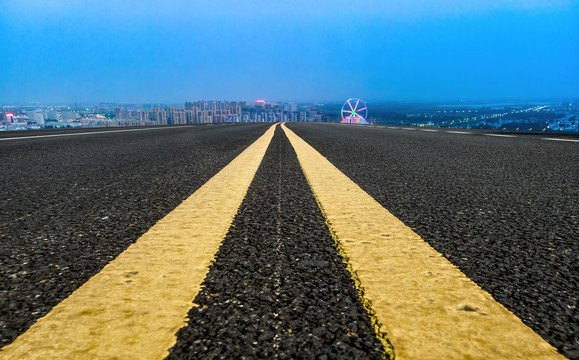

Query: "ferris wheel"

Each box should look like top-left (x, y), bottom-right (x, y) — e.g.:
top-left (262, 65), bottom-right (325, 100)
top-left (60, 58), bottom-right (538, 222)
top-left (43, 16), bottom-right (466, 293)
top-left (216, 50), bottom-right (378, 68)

top-left (341, 98), bottom-right (369, 124)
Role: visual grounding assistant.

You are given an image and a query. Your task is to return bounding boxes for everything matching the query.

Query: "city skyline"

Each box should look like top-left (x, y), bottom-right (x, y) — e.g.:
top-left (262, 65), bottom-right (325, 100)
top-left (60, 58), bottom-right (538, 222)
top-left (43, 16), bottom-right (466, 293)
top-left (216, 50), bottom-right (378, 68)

top-left (2, 0), bottom-right (578, 103)
top-left (3, 98), bottom-right (577, 134)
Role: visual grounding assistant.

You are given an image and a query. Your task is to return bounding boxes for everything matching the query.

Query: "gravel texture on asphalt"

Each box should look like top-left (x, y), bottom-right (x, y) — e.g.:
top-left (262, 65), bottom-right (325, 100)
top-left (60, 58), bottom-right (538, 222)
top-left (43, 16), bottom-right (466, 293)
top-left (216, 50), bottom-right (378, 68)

top-left (0, 124), bottom-right (271, 348)
top-left (287, 123), bottom-right (579, 359)
top-left (167, 126), bottom-right (386, 360)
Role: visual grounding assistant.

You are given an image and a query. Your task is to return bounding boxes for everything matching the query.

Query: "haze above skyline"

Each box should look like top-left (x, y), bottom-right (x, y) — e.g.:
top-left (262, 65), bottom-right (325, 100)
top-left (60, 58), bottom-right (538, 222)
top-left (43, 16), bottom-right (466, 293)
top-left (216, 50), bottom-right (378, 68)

top-left (1, 0), bottom-right (578, 104)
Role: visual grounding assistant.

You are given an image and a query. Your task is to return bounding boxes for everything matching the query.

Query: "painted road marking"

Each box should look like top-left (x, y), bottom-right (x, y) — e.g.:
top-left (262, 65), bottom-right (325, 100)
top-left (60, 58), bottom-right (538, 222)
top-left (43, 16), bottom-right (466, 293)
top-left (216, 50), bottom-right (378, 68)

top-left (420, 129), bottom-right (439, 132)
top-left (0, 124), bottom-right (277, 360)
top-left (0, 125), bottom-right (196, 141)
top-left (386, 127), bottom-right (398, 129)
top-left (281, 123), bottom-right (565, 360)
top-left (542, 137), bottom-right (579, 143)
top-left (401, 127), bottom-right (415, 130)
top-left (446, 130), bottom-right (471, 134)
top-left (484, 134), bottom-right (518, 138)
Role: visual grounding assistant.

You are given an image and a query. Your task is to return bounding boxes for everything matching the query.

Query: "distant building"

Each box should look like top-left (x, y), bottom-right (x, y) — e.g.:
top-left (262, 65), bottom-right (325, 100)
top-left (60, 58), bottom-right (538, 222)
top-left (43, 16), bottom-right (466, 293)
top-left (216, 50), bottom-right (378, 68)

top-left (95, 100), bottom-right (328, 126)
top-left (28, 111), bottom-right (45, 124)
top-left (61, 111), bottom-right (80, 121)
top-left (5, 113), bottom-right (14, 123)
top-left (309, 109), bottom-right (321, 122)
top-left (47, 111), bottom-right (59, 121)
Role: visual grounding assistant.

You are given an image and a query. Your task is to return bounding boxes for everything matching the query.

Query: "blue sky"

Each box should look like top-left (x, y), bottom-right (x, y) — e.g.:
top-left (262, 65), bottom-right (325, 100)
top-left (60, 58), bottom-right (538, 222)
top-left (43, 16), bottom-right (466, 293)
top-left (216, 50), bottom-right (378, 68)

top-left (1, 0), bottom-right (578, 103)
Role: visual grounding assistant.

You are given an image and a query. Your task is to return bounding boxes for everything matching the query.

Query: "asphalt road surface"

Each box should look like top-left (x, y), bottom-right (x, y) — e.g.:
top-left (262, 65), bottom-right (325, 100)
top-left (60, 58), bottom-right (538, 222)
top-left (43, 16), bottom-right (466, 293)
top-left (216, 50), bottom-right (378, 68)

top-left (287, 123), bottom-right (578, 359)
top-left (168, 126), bottom-right (385, 359)
top-left (0, 123), bottom-right (577, 359)
top-left (0, 124), bottom-right (271, 348)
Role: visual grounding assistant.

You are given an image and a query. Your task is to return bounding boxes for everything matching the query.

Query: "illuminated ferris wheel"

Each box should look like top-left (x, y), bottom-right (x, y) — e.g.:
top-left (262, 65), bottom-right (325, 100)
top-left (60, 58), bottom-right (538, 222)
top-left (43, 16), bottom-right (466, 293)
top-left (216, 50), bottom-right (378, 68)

top-left (341, 98), bottom-right (369, 124)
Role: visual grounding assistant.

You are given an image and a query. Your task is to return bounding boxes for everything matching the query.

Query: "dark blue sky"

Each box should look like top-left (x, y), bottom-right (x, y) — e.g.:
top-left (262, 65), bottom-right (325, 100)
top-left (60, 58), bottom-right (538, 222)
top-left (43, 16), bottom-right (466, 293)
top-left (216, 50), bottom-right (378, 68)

top-left (1, 0), bottom-right (578, 103)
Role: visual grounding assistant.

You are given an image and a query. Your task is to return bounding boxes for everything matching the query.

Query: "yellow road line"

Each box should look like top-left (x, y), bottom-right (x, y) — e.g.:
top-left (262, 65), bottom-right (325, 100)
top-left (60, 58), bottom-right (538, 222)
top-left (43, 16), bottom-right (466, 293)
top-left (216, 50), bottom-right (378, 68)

top-left (0, 124), bottom-right (277, 360)
top-left (281, 123), bottom-right (566, 360)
